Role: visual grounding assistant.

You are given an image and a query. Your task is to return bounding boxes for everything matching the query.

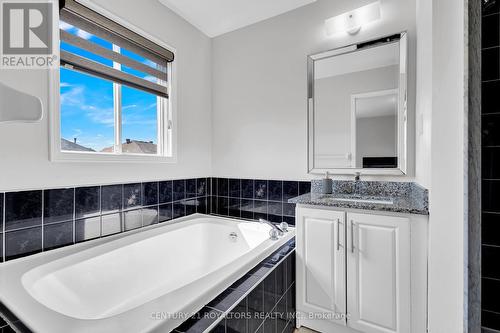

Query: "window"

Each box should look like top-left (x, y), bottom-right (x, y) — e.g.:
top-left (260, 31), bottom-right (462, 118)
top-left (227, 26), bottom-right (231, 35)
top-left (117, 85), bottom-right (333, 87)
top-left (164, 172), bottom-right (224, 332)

top-left (54, 0), bottom-right (175, 160)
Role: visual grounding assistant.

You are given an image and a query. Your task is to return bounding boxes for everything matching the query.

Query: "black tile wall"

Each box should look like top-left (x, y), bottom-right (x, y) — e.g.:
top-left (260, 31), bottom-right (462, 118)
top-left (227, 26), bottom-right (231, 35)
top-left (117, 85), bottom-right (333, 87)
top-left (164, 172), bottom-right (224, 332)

top-left (210, 178), bottom-right (309, 225)
top-left (0, 179), bottom-right (209, 262)
top-left (482, 3), bottom-right (500, 330)
top-left (172, 240), bottom-right (296, 333)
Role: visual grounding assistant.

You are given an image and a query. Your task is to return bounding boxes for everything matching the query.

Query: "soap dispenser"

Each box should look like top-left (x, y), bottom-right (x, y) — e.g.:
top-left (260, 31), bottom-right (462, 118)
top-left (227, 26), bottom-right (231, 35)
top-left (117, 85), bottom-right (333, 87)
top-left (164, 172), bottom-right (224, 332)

top-left (321, 171), bottom-right (333, 194)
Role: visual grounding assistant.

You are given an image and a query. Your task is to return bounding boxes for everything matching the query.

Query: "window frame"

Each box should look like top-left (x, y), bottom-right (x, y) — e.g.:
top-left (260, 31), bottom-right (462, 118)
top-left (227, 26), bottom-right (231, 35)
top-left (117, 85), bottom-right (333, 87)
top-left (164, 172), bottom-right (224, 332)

top-left (49, 0), bottom-right (177, 163)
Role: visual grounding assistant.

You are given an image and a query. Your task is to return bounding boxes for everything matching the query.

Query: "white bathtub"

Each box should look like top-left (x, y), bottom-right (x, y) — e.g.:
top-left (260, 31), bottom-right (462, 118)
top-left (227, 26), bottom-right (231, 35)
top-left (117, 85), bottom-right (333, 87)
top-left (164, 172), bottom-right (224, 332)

top-left (0, 214), bottom-right (295, 333)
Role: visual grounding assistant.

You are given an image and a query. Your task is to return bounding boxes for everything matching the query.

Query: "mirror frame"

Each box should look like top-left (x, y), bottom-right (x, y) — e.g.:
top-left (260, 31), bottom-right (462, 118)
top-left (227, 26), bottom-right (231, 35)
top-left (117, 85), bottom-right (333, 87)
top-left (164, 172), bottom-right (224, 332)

top-left (307, 32), bottom-right (408, 176)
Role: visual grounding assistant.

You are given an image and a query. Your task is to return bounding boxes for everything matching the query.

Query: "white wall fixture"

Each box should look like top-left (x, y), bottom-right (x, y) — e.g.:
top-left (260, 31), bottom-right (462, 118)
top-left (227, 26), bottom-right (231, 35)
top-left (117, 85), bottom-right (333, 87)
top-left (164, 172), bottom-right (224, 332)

top-left (325, 1), bottom-right (381, 36)
top-left (0, 81), bottom-right (43, 123)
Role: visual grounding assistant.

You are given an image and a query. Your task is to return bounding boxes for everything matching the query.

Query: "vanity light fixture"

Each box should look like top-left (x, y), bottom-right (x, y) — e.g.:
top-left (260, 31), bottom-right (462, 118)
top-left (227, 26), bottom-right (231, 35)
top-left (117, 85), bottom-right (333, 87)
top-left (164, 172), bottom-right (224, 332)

top-left (325, 1), bottom-right (381, 36)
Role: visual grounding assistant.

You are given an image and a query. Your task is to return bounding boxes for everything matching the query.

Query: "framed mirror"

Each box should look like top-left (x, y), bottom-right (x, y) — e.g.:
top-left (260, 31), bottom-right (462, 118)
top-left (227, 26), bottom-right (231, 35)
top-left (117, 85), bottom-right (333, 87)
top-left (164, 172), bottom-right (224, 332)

top-left (307, 32), bottom-right (408, 175)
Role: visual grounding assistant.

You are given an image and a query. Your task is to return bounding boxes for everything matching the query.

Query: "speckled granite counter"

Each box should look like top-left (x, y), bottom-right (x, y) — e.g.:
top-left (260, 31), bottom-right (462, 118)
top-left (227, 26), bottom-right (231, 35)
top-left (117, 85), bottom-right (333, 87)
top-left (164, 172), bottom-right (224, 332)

top-left (289, 181), bottom-right (429, 215)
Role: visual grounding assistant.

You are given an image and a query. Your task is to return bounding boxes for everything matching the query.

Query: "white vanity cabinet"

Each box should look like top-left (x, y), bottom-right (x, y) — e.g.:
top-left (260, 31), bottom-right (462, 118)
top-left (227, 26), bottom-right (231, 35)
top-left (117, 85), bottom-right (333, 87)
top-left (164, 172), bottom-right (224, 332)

top-left (296, 206), bottom-right (428, 333)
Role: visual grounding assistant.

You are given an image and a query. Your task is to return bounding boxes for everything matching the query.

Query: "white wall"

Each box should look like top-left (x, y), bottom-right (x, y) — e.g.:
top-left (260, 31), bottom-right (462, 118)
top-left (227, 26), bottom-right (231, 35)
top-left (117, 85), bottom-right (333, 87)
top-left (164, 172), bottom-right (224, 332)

top-left (427, 0), bottom-right (467, 331)
top-left (0, 0), bottom-right (212, 191)
top-left (212, 0), bottom-right (417, 180)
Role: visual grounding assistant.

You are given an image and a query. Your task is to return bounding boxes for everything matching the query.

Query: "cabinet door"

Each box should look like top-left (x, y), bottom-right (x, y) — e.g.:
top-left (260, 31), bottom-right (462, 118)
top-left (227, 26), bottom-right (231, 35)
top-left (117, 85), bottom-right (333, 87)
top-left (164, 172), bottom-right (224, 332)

top-left (346, 213), bottom-right (410, 333)
top-left (296, 207), bottom-right (346, 325)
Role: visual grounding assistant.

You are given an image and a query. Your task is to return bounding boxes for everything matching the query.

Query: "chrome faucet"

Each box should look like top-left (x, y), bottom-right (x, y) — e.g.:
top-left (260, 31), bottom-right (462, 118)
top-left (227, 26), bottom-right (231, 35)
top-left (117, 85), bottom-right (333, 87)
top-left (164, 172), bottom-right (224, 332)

top-left (259, 219), bottom-right (287, 240)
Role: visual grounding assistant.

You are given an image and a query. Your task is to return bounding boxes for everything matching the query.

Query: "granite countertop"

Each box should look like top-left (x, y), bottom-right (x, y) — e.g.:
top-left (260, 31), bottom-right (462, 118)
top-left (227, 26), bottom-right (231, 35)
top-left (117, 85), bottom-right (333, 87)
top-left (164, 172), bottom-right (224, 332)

top-left (289, 181), bottom-right (429, 215)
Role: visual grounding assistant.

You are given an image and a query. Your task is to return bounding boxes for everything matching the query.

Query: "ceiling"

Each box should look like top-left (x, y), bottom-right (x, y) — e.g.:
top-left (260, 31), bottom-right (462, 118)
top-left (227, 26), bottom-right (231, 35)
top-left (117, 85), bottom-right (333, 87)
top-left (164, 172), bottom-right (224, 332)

top-left (158, 0), bottom-right (316, 37)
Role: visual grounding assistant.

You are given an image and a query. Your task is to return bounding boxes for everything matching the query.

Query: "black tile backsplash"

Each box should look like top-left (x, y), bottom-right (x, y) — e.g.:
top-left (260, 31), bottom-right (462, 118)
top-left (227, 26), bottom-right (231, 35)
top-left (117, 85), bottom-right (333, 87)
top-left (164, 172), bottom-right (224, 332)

top-left (210, 178), bottom-right (308, 225)
top-left (123, 183), bottom-right (142, 209)
top-left (483, 0), bottom-right (500, 16)
top-left (43, 188), bottom-right (74, 224)
top-left (5, 190), bottom-right (42, 231)
top-left (75, 187), bottom-right (100, 218)
top-left (483, 13), bottom-right (500, 49)
top-left (142, 182), bottom-right (158, 206)
top-left (0, 177), bottom-right (305, 263)
top-left (483, 47), bottom-right (500, 81)
top-left (483, 80), bottom-right (500, 114)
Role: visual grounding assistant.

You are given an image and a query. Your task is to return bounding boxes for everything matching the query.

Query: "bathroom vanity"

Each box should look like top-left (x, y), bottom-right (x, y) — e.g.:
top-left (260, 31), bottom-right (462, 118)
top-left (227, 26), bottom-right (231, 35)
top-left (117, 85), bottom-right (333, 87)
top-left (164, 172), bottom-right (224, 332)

top-left (291, 183), bottom-right (429, 333)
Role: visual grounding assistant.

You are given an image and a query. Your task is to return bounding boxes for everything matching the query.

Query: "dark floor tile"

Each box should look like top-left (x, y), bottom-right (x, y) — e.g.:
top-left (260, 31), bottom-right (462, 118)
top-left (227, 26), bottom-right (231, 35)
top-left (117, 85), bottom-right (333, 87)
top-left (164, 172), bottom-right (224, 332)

top-left (217, 178), bottom-right (229, 197)
top-left (483, 309), bottom-right (500, 331)
top-left (229, 179), bottom-right (241, 198)
top-left (241, 199), bottom-right (254, 220)
top-left (226, 298), bottom-right (248, 333)
top-left (75, 187), bottom-right (100, 219)
top-left (241, 179), bottom-right (254, 199)
top-left (123, 209), bottom-right (142, 231)
top-left (268, 181), bottom-right (282, 202)
top-left (43, 188), bottom-right (74, 224)
top-left (197, 197), bottom-right (208, 214)
top-left (123, 183), bottom-right (142, 209)
top-left (483, 13), bottom-right (500, 48)
top-left (282, 182), bottom-right (298, 202)
top-left (142, 182), bottom-right (158, 206)
top-left (299, 181), bottom-right (311, 195)
top-left (176, 307), bottom-right (224, 333)
top-left (44, 221), bottom-right (73, 251)
top-left (101, 213), bottom-right (122, 236)
top-left (483, 212), bottom-right (500, 245)
top-left (483, 47), bottom-right (500, 81)
top-left (229, 198), bottom-right (241, 218)
top-left (5, 227), bottom-right (42, 260)
top-left (159, 181), bottom-right (173, 203)
top-left (159, 203), bottom-right (173, 222)
top-left (483, 80), bottom-right (500, 114)
top-left (142, 206), bottom-right (158, 226)
top-left (483, 277), bottom-right (500, 313)
top-left (101, 185), bottom-right (122, 213)
top-left (5, 190), bottom-right (42, 231)
top-left (75, 216), bottom-right (101, 243)
top-left (208, 288), bottom-right (245, 312)
top-left (173, 180), bottom-right (186, 201)
top-left (254, 180), bottom-right (268, 200)
top-left (196, 178), bottom-right (207, 197)
top-left (186, 179), bottom-right (197, 198)
top-left (173, 201), bottom-right (186, 219)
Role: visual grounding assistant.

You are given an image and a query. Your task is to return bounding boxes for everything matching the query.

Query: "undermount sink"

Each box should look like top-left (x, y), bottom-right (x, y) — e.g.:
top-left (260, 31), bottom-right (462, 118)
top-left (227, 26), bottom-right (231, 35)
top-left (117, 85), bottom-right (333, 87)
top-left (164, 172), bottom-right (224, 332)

top-left (318, 195), bottom-right (394, 205)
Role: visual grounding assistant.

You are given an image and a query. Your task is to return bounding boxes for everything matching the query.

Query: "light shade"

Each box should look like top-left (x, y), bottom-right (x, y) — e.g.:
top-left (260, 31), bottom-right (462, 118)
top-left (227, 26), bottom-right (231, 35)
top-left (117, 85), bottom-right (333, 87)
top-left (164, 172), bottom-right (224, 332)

top-left (325, 1), bottom-right (381, 36)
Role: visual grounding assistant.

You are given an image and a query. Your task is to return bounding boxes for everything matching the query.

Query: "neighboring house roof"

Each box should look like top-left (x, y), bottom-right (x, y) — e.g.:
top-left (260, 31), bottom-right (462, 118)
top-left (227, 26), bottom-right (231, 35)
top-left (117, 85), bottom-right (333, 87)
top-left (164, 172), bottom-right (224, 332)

top-left (100, 139), bottom-right (157, 154)
top-left (61, 138), bottom-right (95, 152)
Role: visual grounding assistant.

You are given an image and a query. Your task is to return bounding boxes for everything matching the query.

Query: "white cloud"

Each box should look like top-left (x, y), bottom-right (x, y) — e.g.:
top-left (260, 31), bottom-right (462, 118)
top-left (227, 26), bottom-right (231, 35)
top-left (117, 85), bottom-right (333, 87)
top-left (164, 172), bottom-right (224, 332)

top-left (59, 21), bottom-right (74, 31)
top-left (76, 29), bottom-right (92, 40)
top-left (122, 104), bottom-right (138, 110)
top-left (60, 82), bottom-right (72, 88)
top-left (60, 86), bottom-right (84, 106)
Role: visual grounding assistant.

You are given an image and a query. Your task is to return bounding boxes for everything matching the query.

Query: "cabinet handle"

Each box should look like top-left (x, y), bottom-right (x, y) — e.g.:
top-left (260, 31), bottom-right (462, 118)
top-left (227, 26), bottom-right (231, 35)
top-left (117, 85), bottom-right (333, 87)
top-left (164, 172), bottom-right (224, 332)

top-left (336, 219), bottom-right (340, 251)
top-left (350, 220), bottom-right (355, 253)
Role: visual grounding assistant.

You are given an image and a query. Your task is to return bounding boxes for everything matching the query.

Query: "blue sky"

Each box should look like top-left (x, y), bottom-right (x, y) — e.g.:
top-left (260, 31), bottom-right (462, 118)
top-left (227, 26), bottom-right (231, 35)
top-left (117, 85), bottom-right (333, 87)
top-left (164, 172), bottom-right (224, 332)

top-left (59, 22), bottom-right (160, 152)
